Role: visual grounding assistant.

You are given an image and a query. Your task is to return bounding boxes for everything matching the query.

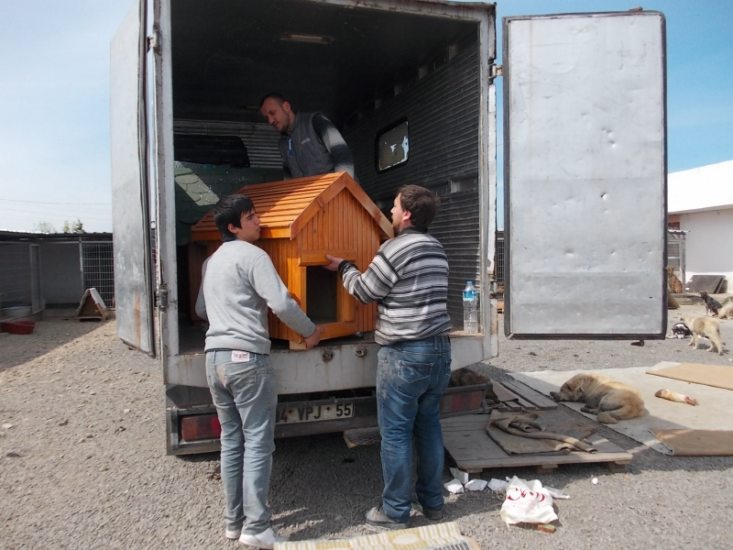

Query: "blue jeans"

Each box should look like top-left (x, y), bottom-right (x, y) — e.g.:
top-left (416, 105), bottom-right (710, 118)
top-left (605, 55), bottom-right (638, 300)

top-left (206, 350), bottom-right (277, 535)
top-left (376, 335), bottom-right (452, 523)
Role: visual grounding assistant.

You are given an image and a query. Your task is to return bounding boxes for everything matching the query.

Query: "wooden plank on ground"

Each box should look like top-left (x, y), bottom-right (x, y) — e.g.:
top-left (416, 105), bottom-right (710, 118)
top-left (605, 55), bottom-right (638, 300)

top-left (491, 381), bottom-right (522, 405)
top-left (441, 412), bottom-right (632, 474)
top-left (685, 274), bottom-right (725, 293)
top-left (492, 381), bottom-right (536, 410)
top-left (498, 379), bottom-right (558, 409)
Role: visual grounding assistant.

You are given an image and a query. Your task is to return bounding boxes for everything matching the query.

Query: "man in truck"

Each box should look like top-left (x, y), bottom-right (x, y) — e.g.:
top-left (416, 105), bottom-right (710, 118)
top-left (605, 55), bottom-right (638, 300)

top-left (325, 184), bottom-right (452, 530)
top-left (259, 92), bottom-right (355, 179)
top-left (196, 193), bottom-right (322, 548)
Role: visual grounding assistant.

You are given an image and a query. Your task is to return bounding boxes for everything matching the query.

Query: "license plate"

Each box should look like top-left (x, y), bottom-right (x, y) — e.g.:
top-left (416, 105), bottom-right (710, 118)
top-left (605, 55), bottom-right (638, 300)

top-left (277, 402), bottom-right (354, 424)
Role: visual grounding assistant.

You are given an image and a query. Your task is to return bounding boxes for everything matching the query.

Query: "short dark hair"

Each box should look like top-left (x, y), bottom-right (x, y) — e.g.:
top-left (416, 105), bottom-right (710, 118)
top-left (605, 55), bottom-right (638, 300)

top-left (397, 184), bottom-right (438, 232)
top-left (259, 92), bottom-right (287, 108)
top-left (212, 193), bottom-right (255, 241)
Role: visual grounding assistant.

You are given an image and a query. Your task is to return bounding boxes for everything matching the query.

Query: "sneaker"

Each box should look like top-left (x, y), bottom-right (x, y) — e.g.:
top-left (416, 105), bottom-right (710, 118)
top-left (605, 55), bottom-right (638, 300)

top-left (225, 527), bottom-right (242, 540)
top-left (422, 507), bottom-right (445, 521)
top-left (365, 506), bottom-right (409, 530)
top-left (238, 527), bottom-right (286, 549)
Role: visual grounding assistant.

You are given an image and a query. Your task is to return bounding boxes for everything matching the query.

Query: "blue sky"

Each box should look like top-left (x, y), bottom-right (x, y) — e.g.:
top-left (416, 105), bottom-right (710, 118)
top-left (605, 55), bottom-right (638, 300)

top-left (0, 0), bottom-right (730, 232)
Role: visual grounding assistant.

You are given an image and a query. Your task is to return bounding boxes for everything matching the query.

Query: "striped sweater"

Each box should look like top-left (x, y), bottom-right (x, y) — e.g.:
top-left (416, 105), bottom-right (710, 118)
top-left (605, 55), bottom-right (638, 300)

top-left (339, 228), bottom-right (452, 345)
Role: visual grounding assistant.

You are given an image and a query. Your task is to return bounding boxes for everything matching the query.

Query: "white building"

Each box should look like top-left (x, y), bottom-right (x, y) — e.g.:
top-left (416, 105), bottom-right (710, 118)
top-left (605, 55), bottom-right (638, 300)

top-left (668, 160), bottom-right (733, 291)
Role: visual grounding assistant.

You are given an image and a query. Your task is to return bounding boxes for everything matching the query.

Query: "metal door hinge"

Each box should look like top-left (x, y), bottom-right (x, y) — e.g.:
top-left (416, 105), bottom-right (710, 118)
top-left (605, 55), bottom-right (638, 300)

top-left (147, 28), bottom-right (161, 53)
top-left (490, 64), bottom-right (503, 79)
top-left (156, 285), bottom-right (168, 310)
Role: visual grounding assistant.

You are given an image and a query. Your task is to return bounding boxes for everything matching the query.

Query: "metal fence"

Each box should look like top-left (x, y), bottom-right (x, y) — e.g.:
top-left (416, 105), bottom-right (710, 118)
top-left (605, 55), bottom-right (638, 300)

top-left (0, 236), bottom-right (114, 317)
top-left (81, 242), bottom-right (115, 306)
top-left (667, 230), bottom-right (686, 287)
top-left (494, 231), bottom-right (505, 286)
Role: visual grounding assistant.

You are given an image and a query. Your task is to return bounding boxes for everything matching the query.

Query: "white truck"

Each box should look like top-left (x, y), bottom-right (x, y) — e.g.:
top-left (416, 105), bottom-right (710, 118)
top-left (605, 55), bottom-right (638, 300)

top-left (111, 0), bottom-right (667, 455)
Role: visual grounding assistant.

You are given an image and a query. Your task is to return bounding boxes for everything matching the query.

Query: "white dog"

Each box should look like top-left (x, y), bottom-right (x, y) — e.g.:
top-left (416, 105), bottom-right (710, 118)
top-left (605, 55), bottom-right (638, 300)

top-left (683, 317), bottom-right (725, 355)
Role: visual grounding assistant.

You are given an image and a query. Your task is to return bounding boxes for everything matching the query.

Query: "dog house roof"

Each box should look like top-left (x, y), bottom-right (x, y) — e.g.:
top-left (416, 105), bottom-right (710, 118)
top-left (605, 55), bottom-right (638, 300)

top-left (192, 172), bottom-right (393, 241)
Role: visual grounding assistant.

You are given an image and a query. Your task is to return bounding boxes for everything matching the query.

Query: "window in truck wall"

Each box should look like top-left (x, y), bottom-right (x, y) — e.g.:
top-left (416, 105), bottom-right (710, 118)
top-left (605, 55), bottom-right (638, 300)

top-left (376, 119), bottom-right (409, 172)
top-left (173, 134), bottom-right (250, 166)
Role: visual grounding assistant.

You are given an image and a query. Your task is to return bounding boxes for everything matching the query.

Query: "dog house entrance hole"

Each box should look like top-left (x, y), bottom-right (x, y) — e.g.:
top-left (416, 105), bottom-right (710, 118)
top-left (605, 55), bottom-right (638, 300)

top-left (306, 267), bottom-right (338, 323)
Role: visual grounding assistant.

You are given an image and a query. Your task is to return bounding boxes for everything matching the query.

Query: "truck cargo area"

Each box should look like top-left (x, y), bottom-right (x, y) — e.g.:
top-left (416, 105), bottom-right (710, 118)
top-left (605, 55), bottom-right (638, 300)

top-left (113, 0), bottom-right (666, 454)
top-left (144, 0), bottom-right (495, 454)
top-left (170, 0), bottom-right (490, 335)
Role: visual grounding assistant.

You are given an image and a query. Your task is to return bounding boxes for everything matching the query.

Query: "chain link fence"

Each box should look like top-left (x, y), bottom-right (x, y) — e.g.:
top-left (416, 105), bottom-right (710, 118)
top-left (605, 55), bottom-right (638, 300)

top-left (81, 242), bottom-right (115, 306)
top-left (0, 236), bottom-right (114, 318)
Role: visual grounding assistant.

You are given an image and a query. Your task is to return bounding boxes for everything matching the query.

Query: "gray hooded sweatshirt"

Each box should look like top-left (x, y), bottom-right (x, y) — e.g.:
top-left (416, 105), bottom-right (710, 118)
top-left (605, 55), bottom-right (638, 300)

top-left (196, 239), bottom-right (316, 355)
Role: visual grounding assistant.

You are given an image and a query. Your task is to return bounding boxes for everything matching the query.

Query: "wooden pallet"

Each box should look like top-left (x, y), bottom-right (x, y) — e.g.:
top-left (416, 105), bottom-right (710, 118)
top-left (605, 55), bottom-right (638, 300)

top-left (446, 377), bottom-right (632, 474)
top-left (344, 378), bottom-right (632, 473)
top-left (491, 380), bottom-right (557, 411)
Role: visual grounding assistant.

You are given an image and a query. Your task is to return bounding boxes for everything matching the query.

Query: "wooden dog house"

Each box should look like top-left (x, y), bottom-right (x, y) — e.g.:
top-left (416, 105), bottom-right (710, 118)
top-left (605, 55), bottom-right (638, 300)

top-left (190, 172), bottom-right (393, 347)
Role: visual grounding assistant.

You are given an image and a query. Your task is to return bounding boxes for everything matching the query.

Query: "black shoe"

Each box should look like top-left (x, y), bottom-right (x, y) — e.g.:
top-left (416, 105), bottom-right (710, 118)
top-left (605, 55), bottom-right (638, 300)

top-left (365, 506), bottom-right (409, 530)
top-left (422, 507), bottom-right (445, 521)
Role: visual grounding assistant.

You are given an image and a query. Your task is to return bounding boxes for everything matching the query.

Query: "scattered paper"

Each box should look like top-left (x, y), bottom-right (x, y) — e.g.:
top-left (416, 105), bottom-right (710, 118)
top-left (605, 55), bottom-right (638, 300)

top-left (449, 467), bottom-right (469, 485)
top-left (488, 478), bottom-right (509, 493)
top-left (444, 479), bottom-right (465, 494)
top-left (464, 478), bottom-right (488, 492)
top-left (544, 486), bottom-right (570, 499)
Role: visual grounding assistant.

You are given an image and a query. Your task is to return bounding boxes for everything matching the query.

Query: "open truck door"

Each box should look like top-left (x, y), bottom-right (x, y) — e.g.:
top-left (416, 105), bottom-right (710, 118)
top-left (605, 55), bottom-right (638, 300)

top-left (110, 1), bottom-right (155, 355)
top-left (503, 11), bottom-right (667, 338)
top-left (109, 1), bottom-right (668, 455)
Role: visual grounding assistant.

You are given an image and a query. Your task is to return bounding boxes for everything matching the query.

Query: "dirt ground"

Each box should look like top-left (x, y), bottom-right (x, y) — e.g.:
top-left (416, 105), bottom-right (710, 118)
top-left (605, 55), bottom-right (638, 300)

top-left (1, 302), bottom-right (732, 549)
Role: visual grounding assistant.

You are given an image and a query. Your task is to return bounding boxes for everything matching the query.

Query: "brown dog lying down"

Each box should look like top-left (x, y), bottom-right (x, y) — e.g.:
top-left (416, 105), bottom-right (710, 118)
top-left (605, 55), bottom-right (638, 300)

top-left (550, 373), bottom-right (646, 424)
top-left (684, 316), bottom-right (725, 355)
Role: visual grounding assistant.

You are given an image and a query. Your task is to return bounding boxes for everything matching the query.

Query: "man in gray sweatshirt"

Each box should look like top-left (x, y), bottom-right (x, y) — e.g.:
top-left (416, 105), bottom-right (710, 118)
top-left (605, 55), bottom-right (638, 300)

top-left (196, 193), bottom-right (321, 548)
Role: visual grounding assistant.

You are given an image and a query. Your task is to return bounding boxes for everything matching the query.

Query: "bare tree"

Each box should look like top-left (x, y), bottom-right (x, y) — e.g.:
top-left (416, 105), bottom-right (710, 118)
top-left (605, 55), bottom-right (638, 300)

top-left (34, 221), bottom-right (56, 234)
top-left (62, 219), bottom-right (85, 234)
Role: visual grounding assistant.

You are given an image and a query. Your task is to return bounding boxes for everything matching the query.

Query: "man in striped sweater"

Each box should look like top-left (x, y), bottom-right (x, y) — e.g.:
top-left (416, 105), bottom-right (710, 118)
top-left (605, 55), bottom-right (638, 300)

top-left (325, 184), bottom-right (452, 530)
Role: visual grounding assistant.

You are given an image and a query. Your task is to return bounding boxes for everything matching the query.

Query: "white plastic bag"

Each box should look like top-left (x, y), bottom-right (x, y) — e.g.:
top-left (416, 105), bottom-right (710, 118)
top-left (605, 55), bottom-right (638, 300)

top-left (499, 476), bottom-right (558, 525)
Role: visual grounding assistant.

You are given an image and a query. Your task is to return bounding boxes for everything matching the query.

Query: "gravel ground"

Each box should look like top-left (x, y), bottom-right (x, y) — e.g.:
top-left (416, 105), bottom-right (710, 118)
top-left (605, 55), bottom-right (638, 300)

top-left (1, 302), bottom-right (732, 549)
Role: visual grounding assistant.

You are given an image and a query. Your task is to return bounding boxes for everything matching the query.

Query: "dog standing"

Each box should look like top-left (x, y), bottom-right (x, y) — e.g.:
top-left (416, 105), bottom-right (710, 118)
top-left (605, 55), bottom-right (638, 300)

top-left (684, 316), bottom-right (725, 355)
top-left (700, 291), bottom-right (722, 316)
top-left (717, 301), bottom-right (733, 320)
top-left (550, 373), bottom-right (645, 424)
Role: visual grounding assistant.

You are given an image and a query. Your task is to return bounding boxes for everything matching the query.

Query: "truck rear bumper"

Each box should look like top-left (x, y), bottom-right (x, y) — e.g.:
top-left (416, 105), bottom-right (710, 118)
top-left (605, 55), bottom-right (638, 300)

top-left (165, 384), bottom-right (488, 455)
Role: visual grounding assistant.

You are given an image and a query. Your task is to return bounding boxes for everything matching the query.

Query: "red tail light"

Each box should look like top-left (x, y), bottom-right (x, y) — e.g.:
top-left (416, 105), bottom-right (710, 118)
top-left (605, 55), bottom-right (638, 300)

top-left (440, 386), bottom-right (486, 415)
top-left (180, 414), bottom-right (221, 442)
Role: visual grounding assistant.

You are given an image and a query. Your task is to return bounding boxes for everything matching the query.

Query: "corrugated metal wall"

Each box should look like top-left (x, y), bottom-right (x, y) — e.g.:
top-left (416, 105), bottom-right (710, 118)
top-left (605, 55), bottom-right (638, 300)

top-left (344, 36), bottom-right (481, 327)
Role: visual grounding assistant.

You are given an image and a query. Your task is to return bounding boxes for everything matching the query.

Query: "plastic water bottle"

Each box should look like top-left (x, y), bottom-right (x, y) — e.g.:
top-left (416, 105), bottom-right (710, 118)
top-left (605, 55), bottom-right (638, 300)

top-left (462, 280), bottom-right (479, 334)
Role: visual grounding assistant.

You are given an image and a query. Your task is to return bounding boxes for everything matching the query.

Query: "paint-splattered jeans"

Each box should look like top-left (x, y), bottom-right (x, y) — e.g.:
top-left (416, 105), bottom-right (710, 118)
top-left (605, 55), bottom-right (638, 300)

top-left (376, 335), bottom-right (452, 523)
top-left (205, 350), bottom-right (276, 536)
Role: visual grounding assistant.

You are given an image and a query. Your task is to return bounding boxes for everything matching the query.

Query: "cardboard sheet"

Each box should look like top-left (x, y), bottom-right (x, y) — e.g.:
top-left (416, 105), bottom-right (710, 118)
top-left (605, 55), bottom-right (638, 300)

top-left (653, 429), bottom-right (733, 456)
top-left (275, 521), bottom-right (479, 550)
top-left (646, 361), bottom-right (733, 391)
